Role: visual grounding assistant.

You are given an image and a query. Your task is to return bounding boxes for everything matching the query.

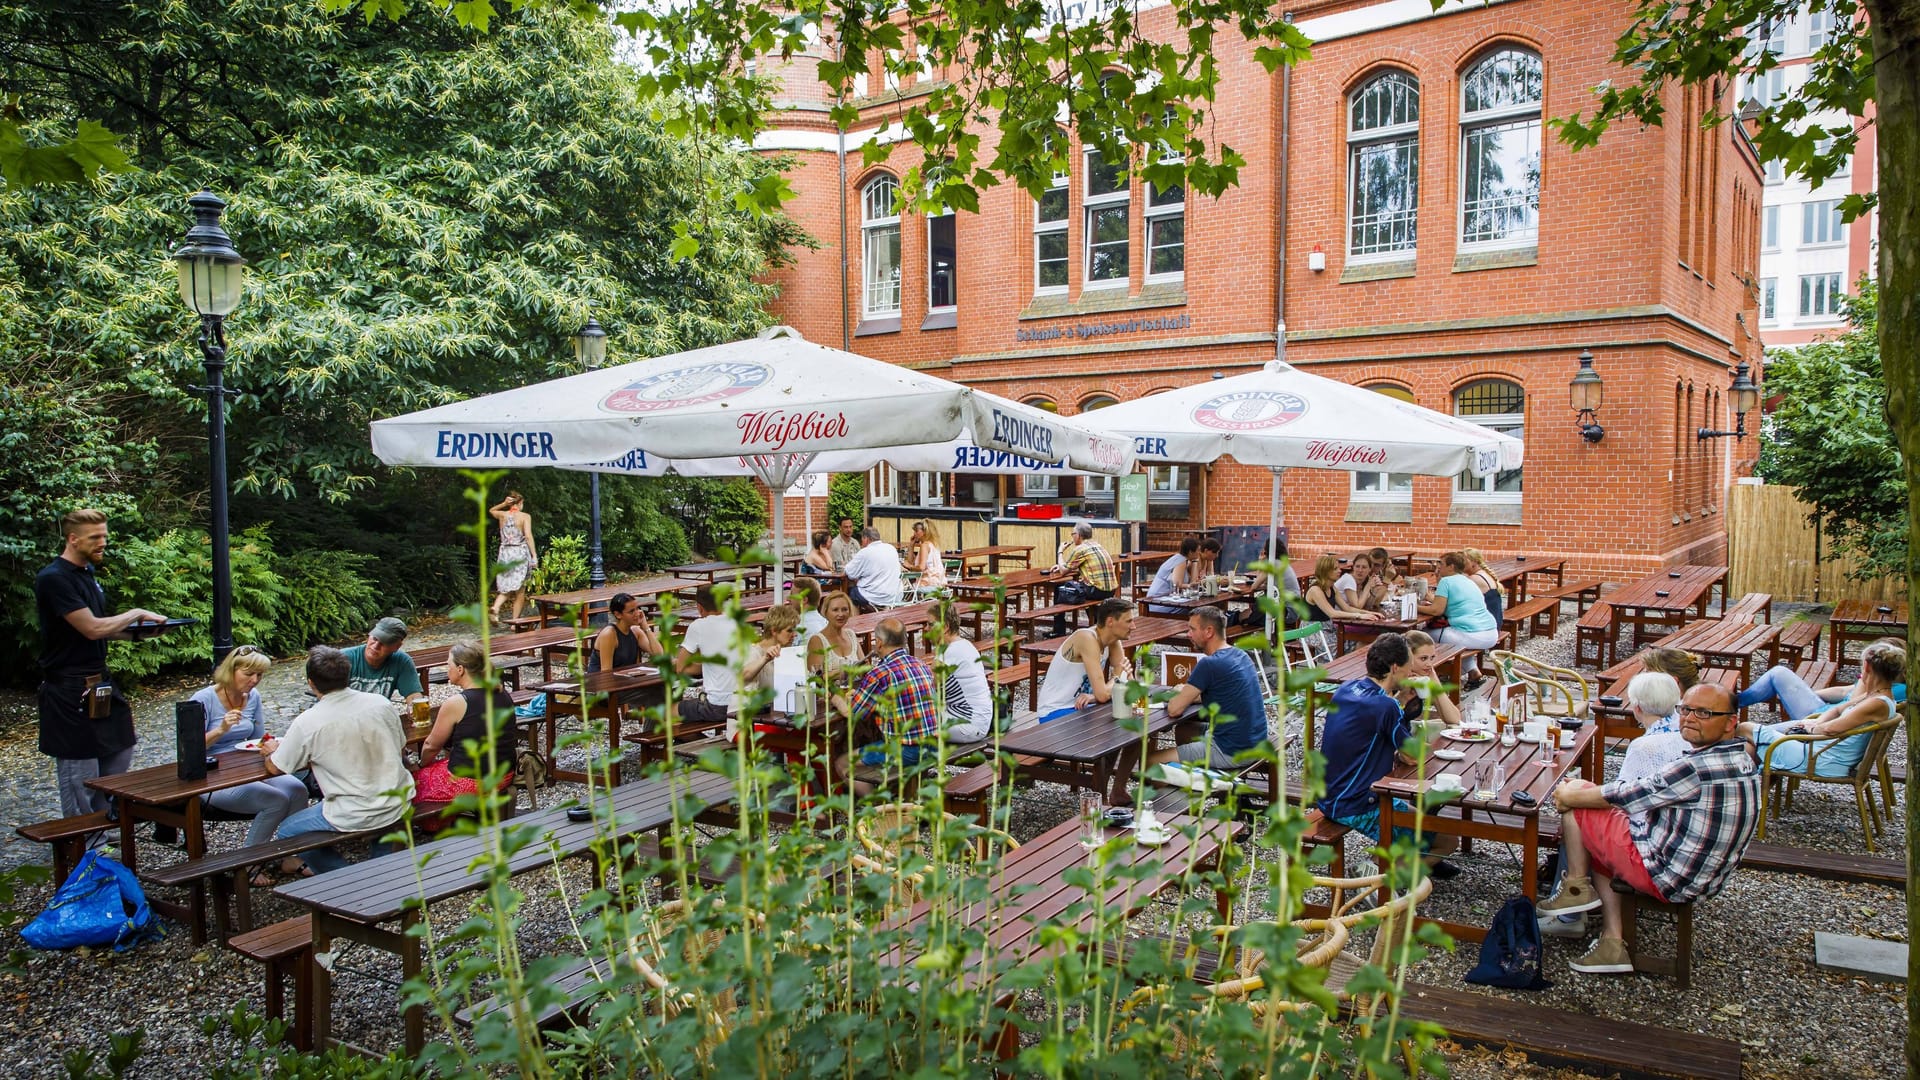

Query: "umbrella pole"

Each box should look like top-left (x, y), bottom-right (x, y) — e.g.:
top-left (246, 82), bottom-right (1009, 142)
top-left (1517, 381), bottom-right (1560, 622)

top-left (1266, 468), bottom-right (1284, 640)
top-left (772, 493), bottom-right (785, 598)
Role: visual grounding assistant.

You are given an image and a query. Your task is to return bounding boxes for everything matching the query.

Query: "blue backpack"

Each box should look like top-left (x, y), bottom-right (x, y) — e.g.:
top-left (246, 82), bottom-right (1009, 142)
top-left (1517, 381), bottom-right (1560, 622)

top-left (21, 850), bottom-right (161, 952)
top-left (1464, 894), bottom-right (1551, 990)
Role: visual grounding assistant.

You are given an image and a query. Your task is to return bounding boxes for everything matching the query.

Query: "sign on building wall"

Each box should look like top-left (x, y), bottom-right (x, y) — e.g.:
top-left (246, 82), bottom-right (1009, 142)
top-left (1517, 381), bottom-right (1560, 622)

top-left (1116, 474), bottom-right (1149, 521)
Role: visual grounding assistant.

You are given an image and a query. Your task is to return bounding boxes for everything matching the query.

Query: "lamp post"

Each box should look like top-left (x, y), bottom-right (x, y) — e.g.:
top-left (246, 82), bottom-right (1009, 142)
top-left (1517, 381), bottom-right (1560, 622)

top-left (1697, 361), bottom-right (1761, 441)
top-left (172, 191), bottom-right (247, 666)
top-left (575, 317), bottom-right (609, 588)
top-left (1569, 349), bottom-right (1605, 444)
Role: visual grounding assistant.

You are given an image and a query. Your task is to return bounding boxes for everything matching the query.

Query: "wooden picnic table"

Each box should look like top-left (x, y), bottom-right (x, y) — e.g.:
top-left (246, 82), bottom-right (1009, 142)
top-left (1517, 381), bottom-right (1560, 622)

top-left (275, 770), bottom-right (735, 1055)
top-left (1019, 616), bottom-right (1193, 707)
top-left (1647, 618), bottom-right (1781, 683)
top-left (1300, 643), bottom-right (1465, 751)
top-left (87, 750), bottom-right (279, 879)
top-left (530, 666), bottom-right (666, 783)
top-left (1599, 564), bottom-right (1728, 652)
top-left (1328, 612), bottom-right (1433, 655)
top-left (531, 577), bottom-right (707, 627)
top-left (844, 601), bottom-right (941, 655)
top-left (1111, 549), bottom-right (1175, 590)
top-left (666, 561), bottom-right (769, 588)
top-left (1480, 556), bottom-right (1567, 607)
top-left (1829, 599), bottom-right (1909, 664)
top-left (409, 625), bottom-right (582, 688)
top-left (1371, 721), bottom-right (1597, 942)
top-left (995, 699), bottom-right (1179, 805)
top-left (949, 544), bottom-right (1034, 576)
top-left (879, 807), bottom-right (1242, 999)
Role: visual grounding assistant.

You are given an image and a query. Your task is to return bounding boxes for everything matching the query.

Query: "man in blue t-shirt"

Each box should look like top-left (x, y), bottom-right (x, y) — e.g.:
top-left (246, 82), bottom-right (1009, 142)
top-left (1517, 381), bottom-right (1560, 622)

top-left (1319, 632), bottom-right (1460, 877)
top-left (1152, 606), bottom-right (1269, 769)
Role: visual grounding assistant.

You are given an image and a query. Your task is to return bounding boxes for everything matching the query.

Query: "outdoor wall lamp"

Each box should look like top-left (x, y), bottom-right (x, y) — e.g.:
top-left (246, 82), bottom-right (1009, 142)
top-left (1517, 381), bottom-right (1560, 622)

top-left (1568, 349), bottom-right (1605, 443)
top-left (1697, 361), bottom-right (1761, 441)
top-left (172, 190), bottom-right (247, 665)
top-left (575, 316), bottom-right (610, 587)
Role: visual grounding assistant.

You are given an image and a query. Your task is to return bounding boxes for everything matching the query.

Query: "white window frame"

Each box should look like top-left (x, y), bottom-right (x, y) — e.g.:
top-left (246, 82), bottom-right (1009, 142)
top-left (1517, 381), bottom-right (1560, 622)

top-left (1453, 380), bottom-right (1525, 503)
top-left (1763, 157), bottom-right (1785, 185)
top-left (1458, 49), bottom-right (1544, 252)
top-left (1808, 9), bottom-right (1835, 51)
top-left (1144, 112), bottom-right (1185, 283)
top-left (1083, 146), bottom-right (1131, 290)
top-left (1742, 67), bottom-right (1789, 110)
top-left (1022, 472), bottom-right (1059, 497)
top-left (1347, 71), bottom-right (1421, 262)
top-left (1759, 276), bottom-right (1777, 323)
top-left (1762, 205), bottom-right (1780, 250)
top-left (1352, 385), bottom-right (1417, 501)
top-left (1816, 136), bottom-right (1851, 179)
top-left (1034, 132), bottom-right (1070, 295)
top-left (1799, 272), bottom-right (1843, 319)
top-left (1801, 199), bottom-right (1845, 246)
top-left (926, 209), bottom-right (957, 313)
top-left (860, 176), bottom-right (901, 318)
top-left (1146, 465), bottom-right (1191, 505)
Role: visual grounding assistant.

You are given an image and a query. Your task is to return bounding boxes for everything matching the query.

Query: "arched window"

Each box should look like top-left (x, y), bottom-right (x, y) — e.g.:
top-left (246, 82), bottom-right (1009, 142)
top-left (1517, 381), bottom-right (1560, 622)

top-left (1353, 385), bottom-right (1417, 499)
top-left (1022, 396), bottom-right (1062, 496)
top-left (1459, 48), bottom-right (1542, 249)
top-left (861, 176), bottom-right (901, 318)
top-left (1453, 378), bottom-right (1524, 499)
top-left (1035, 127), bottom-right (1070, 293)
top-left (1078, 394), bottom-right (1123, 503)
top-left (1348, 71), bottom-right (1420, 259)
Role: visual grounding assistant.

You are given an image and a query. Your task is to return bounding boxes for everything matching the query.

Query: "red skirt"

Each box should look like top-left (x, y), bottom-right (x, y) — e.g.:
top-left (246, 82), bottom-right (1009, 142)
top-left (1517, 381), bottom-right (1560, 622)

top-left (412, 759), bottom-right (511, 804)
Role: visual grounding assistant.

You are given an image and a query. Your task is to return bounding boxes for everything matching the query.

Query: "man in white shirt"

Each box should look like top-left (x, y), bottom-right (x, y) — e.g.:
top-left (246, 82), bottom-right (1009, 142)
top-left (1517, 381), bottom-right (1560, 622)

top-left (674, 587), bottom-right (747, 730)
top-left (261, 645), bottom-right (414, 874)
top-left (842, 527), bottom-right (903, 613)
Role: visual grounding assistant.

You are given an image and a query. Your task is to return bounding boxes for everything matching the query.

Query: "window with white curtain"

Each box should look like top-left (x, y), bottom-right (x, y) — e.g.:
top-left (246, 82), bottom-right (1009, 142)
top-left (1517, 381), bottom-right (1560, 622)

top-left (1347, 71), bottom-right (1420, 259)
top-left (1459, 49), bottom-right (1543, 249)
top-left (861, 177), bottom-right (901, 317)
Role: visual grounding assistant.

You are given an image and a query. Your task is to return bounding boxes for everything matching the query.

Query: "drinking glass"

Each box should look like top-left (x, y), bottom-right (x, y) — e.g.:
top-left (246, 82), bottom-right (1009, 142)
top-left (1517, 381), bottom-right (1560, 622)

top-left (1538, 724), bottom-right (1556, 767)
top-left (1079, 790), bottom-right (1104, 847)
top-left (1473, 762), bottom-right (1496, 801)
top-left (1490, 762), bottom-right (1507, 797)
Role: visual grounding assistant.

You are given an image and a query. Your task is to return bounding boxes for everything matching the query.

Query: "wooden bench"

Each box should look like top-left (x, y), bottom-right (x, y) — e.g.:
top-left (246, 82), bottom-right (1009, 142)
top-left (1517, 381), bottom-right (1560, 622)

top-left (1719, 591), bottom-right (1773, 624)
top-left (1793, 658), bottom-right (1840, 690)
top-left (228, 915), bottom-right (314, 1049)
top-left (1500, 594), bottom-right (1562, 641)
top-left (1377, 981), bottom-right (1741, 1080)
top-left (1772, 619), bottom-right (1824, 665)
top-left (1574, 603), bottom-right (1615, 669)
top-left (1742, 841), bottom-right (1903, 888)
top-left (1543, 578), bottom-right (1606, 615)
top-left (626, 718), bottom-right (729, 767)
top-left (1006, 601), bottom-right (1097, 636)
top-left (503, 614), bottom-right (544, 632)
top-left (988, 661), bottom-right (1032, 712)
top-left (16, 810), bottom-right (113, 885)
top-left (138, 828), bottom-right (383, 944)
top-left (1611, 876), bottom-right (1694, 988)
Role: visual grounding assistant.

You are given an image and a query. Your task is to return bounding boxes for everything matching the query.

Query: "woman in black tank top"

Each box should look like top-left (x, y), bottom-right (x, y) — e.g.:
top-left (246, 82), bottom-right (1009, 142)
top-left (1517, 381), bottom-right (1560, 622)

top-left (591, 593), bottom-right (662, 673)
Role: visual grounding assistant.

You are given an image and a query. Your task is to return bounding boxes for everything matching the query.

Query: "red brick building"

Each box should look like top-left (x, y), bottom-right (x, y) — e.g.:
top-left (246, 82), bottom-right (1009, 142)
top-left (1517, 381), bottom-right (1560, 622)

top-left (754, 0), bottom-right (1764, 578)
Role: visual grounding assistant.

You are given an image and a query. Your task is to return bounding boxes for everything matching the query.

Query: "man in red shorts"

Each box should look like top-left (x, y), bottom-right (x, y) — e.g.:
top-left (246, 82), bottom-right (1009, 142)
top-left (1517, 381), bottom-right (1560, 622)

top-left (1537, 682), bottom-right (1761, 974)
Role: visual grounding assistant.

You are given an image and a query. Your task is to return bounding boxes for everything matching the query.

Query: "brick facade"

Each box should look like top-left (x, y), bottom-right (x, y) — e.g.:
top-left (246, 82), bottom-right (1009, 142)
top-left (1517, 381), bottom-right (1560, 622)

top-left (751, 0), bottom-right (1764, 581)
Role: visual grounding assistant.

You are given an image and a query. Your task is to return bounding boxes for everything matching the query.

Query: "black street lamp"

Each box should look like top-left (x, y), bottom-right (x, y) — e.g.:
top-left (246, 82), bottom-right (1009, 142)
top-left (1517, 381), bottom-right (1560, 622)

top-left (1697, 361), bottom-right (1762, 441)
top-left (575, 316), bottom-right (609, 588)
top-left (172, 191), bottom-right (246, 666)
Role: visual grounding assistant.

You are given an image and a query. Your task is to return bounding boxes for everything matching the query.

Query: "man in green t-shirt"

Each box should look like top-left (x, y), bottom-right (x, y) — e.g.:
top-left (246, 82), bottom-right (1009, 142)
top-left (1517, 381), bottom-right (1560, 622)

top-left (340, 617), bottom-right (423, 704)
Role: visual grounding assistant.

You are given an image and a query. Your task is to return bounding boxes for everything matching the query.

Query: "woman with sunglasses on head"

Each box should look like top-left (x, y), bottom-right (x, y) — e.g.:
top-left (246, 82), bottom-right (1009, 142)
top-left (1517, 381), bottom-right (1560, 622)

top-left (414, 641), bottom-right (518, 804)
top-left (191, 647), bottom-right (311, 884)
top-left (1736, 642), bottom-right (1905, 779)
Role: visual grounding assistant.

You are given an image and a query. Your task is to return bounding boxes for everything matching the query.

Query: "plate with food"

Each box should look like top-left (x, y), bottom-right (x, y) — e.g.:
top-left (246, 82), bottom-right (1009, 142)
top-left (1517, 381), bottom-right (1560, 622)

top-left (233, 738), bottom-right (266, 752)
top-left (1439, 727), bottom-right (1494, 743)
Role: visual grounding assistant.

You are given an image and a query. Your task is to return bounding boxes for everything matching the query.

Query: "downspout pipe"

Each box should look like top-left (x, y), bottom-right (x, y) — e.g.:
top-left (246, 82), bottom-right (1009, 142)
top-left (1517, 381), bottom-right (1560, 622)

top-left (838, 50), bottom-right (851, 351)
top-left (1275, 12), bottom-right (1293, 366)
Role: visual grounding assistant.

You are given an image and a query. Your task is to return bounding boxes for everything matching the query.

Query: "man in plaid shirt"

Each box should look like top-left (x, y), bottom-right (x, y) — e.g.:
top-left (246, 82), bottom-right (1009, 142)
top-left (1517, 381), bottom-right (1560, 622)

top-left (1539, 682), bottom-right (1760, 974)
top-left (831, 618), bottom-right (940, 794)
top-left (1047, 522), bottom-right (1118, 635)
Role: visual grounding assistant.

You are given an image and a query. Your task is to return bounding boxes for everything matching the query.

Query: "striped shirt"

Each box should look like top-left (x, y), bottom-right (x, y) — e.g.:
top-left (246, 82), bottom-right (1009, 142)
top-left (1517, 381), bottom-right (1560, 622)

top-left (1065, 541), bottom-right (1118, 593)
top-left (847, 647), bottom-right (941, 747)
top-left (1603, 738), bottom-right (1760, 903)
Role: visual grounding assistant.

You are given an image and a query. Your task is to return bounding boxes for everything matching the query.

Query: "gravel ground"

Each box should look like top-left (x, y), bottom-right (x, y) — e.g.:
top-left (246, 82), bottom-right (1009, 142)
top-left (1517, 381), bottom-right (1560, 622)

top-left (0, 599), bottom-right (1905, 1077)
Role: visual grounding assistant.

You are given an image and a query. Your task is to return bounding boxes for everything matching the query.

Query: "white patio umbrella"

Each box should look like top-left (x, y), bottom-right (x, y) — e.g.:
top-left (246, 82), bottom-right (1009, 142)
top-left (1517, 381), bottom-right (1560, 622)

top-left (1078, 359), bottom-right (1526, 597)
top-left (369, 326), bottom-right (1134, 593)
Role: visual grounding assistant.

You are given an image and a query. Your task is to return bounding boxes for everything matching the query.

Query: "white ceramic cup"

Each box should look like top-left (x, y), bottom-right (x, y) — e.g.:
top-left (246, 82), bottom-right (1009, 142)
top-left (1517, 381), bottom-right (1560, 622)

top-left (1111, 693), bottom-right (1135, 721)
top-left (1432, 772), bottom-right (1464, 792)
top-left (1522, 720), bottom-right (1547, 743)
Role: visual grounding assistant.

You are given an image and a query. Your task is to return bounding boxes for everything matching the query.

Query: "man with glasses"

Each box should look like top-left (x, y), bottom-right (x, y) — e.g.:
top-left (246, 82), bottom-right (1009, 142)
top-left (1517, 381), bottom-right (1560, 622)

top-left (1538, 683), bottom-right (1761, 974)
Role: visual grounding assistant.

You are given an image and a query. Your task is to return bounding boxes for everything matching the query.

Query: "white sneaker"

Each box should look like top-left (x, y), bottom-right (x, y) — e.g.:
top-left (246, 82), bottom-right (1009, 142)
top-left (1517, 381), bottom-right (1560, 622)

top-left (1538, 913), bottom-right (1587, 938)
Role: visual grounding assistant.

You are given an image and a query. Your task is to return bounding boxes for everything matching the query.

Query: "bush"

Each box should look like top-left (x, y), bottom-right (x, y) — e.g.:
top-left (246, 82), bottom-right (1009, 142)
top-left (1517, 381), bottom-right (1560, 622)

top-left (105, 527), bottom-right (285, 682)
top-left (268, 549), bottom-right (381, 654)
top-left (827, 472), bottom-right (867, 529)
top-left (526, 533), bottom-right (590, 595)
top-left (659, 477), bottom-right (768, 557)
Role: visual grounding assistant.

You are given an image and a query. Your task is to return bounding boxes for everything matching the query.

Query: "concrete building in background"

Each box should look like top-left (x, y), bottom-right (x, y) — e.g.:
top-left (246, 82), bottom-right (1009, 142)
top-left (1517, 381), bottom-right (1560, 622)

top-left (753, 0), bottom-right (1766, 578)
top-left (1741, 4), bottom-right (1878, 351)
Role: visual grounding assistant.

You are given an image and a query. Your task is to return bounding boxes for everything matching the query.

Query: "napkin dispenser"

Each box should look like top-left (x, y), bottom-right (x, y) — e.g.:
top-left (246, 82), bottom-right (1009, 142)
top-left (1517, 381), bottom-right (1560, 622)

top-left (176, 699), bottom-right (208, 781)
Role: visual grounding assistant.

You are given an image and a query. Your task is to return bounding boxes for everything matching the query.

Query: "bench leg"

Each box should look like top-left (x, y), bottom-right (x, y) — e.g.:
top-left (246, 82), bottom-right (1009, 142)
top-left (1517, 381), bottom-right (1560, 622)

top-left (1673, 907), bottom-right (1692, 990)
top-left (264, 956), bottom-right (287, 1022)
top-left (293, 952), bottom-right (315, 1051)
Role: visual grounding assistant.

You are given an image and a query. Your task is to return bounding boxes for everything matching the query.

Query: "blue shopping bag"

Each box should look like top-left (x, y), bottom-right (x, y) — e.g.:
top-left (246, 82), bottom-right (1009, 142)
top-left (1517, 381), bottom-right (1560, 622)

top-left (20, 850), bottom-right (161, 952)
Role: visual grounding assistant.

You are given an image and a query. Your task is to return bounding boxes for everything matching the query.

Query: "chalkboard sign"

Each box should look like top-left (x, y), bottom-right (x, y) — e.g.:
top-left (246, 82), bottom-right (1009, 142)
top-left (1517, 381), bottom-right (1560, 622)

top-left (1213, 525), bottom-right (1286, 575)
top-left (1116, 474), bottom-right (1148, 521)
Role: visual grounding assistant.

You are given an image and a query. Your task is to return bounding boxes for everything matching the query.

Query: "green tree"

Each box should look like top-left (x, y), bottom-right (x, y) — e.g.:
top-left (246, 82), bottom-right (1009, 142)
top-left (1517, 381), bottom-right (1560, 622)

top-left (1756, 280), bottom-right (1905, 576)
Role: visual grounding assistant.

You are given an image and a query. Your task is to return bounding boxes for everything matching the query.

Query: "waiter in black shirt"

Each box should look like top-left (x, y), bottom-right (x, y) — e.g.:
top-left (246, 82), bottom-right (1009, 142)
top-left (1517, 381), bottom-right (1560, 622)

top-left (35, 509), bottom-right (172, 819)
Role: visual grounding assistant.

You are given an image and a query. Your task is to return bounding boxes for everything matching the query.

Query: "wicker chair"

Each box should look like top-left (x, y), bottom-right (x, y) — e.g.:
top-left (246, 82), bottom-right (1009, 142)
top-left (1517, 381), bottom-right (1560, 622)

top-left (1757, 704), bottom-right (1904, 852)
top-left (1490, 650), bottom-right (1594, 721)
top-left (854, 801), bottom-right (1021, 912)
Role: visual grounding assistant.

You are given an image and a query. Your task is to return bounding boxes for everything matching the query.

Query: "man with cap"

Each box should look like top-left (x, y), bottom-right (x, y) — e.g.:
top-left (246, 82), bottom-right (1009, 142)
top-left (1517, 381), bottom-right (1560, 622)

top-left (341, 617), bottom-right (424, 704)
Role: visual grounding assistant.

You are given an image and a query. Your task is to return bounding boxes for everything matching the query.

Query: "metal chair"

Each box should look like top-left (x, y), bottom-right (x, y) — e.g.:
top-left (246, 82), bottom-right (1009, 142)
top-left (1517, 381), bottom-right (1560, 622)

top-left (1757, 703), bottom-right (1903, 852)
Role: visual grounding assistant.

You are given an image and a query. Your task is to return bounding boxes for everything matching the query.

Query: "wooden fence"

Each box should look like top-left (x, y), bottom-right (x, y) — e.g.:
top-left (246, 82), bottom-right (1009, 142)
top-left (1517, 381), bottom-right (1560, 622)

top-left (1726, 482), bottom-right (1907, 605)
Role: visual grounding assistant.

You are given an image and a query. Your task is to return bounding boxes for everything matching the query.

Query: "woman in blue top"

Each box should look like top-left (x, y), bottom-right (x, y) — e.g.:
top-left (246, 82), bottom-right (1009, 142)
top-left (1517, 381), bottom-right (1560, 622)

top-left (1739, 642), bottom-right (1904, 778)
top-left (1417, 551), bottom-right (1499, 676)
top-left (1147, 537), bottom-right (1199, 600)
top-left (191, 647), bottom-right (311, 883)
